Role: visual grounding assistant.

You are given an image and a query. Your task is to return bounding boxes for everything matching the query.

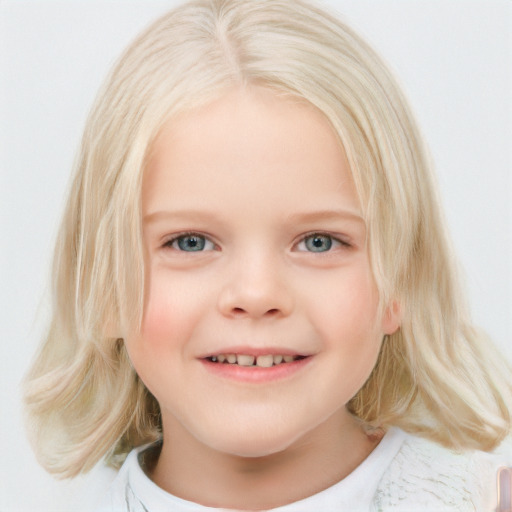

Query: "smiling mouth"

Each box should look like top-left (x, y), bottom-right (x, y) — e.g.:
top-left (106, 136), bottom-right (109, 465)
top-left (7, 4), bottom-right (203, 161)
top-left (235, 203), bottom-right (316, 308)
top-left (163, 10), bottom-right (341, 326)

top-left (205, 354), bottom-right (308, 368)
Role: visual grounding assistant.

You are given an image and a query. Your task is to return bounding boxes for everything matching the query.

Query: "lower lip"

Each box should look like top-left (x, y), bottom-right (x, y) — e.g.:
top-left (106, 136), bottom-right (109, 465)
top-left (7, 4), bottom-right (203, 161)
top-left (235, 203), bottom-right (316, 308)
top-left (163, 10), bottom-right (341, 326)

top-left (200, 357), bottom-right (312, 383)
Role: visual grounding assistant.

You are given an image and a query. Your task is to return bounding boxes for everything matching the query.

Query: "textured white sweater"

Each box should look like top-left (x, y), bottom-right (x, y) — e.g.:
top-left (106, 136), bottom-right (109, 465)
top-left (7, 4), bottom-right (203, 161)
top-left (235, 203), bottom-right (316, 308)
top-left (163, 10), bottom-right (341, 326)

top-left (95, 428), bottom-right (512, 511)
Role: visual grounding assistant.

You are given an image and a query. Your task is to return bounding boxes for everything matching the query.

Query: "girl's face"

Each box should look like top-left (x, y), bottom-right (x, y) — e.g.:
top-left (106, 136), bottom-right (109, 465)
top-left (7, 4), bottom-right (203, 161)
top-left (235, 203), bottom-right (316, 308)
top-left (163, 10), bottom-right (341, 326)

top-left (125, 86), bottom-right (399, 459)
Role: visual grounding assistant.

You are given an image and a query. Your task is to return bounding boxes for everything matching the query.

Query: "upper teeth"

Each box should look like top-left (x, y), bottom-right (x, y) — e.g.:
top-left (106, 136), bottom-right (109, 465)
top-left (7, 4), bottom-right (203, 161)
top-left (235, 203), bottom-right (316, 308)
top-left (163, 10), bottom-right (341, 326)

top-left (209, 354), bottom-right (297, 367)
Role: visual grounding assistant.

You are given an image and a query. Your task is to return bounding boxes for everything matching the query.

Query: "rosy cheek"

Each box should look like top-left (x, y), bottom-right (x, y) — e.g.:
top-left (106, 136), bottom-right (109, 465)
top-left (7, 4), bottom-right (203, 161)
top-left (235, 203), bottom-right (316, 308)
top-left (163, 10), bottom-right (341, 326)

top-left (139, 278), bottom-right (176, 346)
top-left (338, 271), bottom-right (378, 313)
top-left (141, 307), bottom-right (171, 347)
top-left (140, 277), bottom-right (197, 351)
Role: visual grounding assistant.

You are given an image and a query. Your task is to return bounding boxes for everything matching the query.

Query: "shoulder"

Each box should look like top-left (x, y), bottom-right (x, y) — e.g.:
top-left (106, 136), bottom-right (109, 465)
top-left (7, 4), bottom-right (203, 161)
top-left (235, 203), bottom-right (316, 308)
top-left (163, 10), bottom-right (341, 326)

top-left (372, 431), bottom-right (512, 512)
top-left (93, 449), bottom-right (144, 512)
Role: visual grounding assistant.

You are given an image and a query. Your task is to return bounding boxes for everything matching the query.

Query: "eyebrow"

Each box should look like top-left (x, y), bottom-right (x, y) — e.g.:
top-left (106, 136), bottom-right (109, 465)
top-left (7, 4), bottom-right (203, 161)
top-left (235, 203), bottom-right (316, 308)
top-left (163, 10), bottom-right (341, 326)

top-left (143, 210), bottom-right (222, 225)
top-left (284, 209), bottom-right (365, 225)
top-left (143, 208), bottom-right (365, 225)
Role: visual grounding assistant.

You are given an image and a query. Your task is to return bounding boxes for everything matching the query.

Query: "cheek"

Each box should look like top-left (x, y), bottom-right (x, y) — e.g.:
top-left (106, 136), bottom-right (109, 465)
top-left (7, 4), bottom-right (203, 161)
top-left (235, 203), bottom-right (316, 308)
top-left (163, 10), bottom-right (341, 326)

top-left (142, 284), bottom-right (178, 339)
top-left (314, 267), bottom-right (383, 378)
top-left (124, 271), bottom-right (200, 394)
top-left (322, 268), bottom-right (381, 336)
top-left (137, 266), bottom-right (212, 350)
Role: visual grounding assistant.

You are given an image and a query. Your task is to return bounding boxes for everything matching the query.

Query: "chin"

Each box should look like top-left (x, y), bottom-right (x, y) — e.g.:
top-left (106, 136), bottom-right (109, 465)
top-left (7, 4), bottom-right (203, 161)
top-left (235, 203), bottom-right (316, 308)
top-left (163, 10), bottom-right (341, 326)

top-left (212, 436), bottom-right (296, 459)
top-left (197, 416), bottom-right (308, 459)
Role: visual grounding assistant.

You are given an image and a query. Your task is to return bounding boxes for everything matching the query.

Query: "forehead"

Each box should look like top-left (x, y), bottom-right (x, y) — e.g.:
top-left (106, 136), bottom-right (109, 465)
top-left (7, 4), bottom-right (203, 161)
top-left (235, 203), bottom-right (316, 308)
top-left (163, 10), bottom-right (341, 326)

top-left (143, 86), bottom-right (361, 220)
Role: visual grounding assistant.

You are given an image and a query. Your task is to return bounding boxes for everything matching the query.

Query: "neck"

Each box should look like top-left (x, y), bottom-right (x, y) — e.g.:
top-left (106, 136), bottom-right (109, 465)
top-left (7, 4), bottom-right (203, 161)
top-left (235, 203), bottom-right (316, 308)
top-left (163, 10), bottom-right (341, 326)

top-left (149, 410), bottom-right (381, 510)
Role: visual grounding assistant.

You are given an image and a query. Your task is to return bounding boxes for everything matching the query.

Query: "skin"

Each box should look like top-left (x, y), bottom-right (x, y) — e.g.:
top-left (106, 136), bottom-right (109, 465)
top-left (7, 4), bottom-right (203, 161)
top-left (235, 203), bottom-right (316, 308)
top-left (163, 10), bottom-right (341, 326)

top-left (124, 86), bottom-right (400, 509)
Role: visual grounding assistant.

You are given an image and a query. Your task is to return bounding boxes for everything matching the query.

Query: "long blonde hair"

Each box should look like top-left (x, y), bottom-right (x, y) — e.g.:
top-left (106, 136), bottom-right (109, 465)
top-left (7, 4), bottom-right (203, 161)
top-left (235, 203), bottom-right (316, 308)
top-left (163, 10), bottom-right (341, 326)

top-left (24, 0), bottom-right (512, 477)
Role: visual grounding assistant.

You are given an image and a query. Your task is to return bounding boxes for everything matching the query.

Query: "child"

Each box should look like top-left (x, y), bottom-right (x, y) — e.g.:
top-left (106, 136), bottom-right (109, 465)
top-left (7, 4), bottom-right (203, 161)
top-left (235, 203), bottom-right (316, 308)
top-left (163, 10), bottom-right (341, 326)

top-left (23, 0), bottom-right (512, 510)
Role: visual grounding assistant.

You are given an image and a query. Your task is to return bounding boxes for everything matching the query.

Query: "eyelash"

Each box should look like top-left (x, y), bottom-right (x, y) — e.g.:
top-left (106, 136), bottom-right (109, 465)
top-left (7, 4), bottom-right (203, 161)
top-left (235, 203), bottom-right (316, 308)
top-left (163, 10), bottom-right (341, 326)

top-left (161, 231), bottom-right (351, 253)
top-left (162, 232), bottom-right (217, 252)
top-left (295, 232), bottom-right (351, 253)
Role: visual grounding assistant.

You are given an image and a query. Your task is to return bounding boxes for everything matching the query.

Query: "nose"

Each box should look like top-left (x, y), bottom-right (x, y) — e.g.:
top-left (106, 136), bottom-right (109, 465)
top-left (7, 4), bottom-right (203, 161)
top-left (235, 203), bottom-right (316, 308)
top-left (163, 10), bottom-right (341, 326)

top-left (217, 252), bottom-right (293, 320)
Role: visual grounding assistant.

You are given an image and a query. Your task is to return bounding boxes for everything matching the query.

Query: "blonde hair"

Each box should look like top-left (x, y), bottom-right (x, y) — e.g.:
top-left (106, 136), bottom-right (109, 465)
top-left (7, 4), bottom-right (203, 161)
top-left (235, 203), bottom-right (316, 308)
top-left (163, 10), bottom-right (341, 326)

top-left (24, 0), bottom-right (512, 477)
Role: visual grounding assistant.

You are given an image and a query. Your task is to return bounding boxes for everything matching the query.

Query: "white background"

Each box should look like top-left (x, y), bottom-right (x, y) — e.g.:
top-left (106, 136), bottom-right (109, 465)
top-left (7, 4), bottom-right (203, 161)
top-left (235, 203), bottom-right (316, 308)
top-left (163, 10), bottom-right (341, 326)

top-left (1, 1), bottom-right (511, 510)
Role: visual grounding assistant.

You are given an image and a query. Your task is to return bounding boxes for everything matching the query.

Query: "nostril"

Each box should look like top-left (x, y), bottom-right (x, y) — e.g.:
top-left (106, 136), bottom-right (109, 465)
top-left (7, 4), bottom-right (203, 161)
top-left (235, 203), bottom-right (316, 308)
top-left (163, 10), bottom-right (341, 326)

top-left (230, 307), bottom-right (280, 317)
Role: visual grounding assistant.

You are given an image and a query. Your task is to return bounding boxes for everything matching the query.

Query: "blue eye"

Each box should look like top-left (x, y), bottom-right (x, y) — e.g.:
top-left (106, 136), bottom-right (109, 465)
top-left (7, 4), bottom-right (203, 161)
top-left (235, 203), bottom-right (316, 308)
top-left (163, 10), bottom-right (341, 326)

top-left (297, 233), bottom-right (346, 253)
top-left (305, 234), bottom-right (332, 252)
top-left (167, 234), bottom-right (215, 252)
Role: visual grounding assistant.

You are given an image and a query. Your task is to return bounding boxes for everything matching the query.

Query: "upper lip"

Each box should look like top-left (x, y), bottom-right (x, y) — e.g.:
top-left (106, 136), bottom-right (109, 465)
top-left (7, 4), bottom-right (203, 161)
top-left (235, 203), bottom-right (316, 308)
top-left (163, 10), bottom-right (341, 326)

top-left (198, 346), bottom-right (313, 359)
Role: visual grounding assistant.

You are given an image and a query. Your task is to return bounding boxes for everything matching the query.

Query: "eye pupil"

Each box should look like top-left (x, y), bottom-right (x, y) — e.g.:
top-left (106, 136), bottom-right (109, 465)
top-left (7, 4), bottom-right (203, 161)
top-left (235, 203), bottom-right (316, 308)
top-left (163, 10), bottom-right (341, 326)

top-left (306, 235), bottom-right (332, 252)
top-left (178, 235), bottom-right (205, 251)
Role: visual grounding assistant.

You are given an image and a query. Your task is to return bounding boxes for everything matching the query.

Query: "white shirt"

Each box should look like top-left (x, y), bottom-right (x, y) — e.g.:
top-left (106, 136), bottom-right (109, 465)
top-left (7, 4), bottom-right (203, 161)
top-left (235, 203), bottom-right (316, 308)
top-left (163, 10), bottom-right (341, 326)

top-left (94, 428), bottom-right (511, 511)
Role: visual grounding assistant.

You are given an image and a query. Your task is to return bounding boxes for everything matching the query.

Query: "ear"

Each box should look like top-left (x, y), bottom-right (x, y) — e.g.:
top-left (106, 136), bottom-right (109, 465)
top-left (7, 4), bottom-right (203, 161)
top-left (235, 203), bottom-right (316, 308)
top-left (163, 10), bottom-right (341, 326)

top-left (381, 300), bottom-right (401, 335)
